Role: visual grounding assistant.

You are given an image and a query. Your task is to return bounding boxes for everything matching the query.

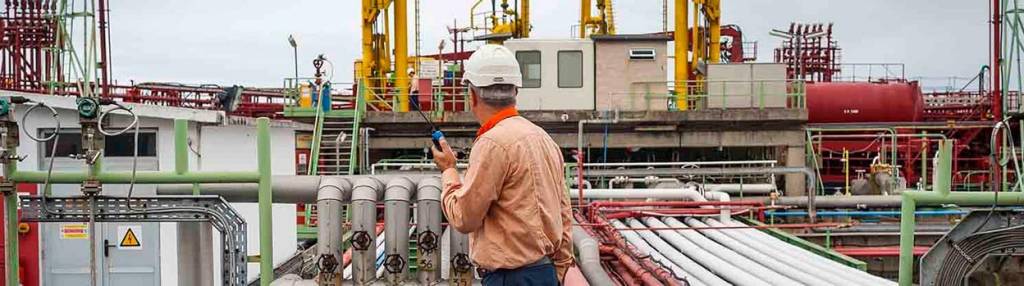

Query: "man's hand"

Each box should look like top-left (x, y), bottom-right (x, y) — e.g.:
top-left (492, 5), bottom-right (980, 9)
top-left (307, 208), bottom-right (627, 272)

top-left (431, 138), bottom-right (457, 171)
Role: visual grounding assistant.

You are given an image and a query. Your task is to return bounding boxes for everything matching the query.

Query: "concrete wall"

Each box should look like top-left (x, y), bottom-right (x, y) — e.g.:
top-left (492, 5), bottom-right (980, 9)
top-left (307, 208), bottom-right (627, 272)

top-left (14, 105), bottom-right (298, 285)
top-left (707, 63), bottom-right (788, 108)
top-left (594, 40), bottom-right (669, 111)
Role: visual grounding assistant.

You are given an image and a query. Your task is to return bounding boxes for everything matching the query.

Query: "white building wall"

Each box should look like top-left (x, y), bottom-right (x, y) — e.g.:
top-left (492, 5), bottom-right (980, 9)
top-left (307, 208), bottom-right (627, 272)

top-left (12, 104), bottom-right (298, 285)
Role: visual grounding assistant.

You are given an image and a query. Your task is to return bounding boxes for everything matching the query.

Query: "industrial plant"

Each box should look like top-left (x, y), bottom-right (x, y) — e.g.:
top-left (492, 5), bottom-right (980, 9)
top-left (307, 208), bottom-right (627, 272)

top-left (0, 0), bottom-right (1019, 285)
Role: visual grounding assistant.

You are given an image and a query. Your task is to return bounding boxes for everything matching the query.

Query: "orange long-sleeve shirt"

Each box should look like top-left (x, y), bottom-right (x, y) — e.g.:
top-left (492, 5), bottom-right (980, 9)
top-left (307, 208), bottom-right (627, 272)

top-left (441, 115), bottom-right (575, 279)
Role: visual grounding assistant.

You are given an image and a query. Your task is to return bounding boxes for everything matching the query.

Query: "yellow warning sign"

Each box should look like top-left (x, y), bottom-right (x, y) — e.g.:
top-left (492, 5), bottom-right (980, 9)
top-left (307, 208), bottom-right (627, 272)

top-left (60, 223), bottom-right (88, 240)
top-left (117, 225), bottom-right (142, 250)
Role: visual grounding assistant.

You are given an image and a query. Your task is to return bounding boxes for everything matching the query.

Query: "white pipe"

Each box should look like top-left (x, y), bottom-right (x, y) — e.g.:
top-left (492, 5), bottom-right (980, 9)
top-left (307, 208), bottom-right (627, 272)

top-left (625, 218), bottom-right (729, 286)
top-left (702, 191), bottom-right (731, 222)
top-left (581, 160), bottom-right (778, 168)
top-left (609, 220), bottom-right (692, 285)
top-left (703, 218), bottom-right (866, 286)
top-left (719, 219), bottom-right (896, 286)
top-left (703, 183), bottom-right (776, 195)
top-left (661, 217), bottom-right (802, 285)
top-left (571, 225), bottom-right (617, 286)
top-left (569, 187), bottom-right (702, 199)
top-left (642, 217), bottom-right (767, 286)
top-left (683, 218), bottom-right (835, 286)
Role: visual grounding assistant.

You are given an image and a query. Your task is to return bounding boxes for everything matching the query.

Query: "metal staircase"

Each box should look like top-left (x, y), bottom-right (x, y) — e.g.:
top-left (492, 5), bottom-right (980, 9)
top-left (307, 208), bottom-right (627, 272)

top-left (311, 117), bottom-right (357, 175)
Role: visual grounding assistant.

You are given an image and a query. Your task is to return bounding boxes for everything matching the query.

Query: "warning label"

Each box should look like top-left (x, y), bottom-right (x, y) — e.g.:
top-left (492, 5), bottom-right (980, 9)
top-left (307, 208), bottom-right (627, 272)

top-left (60, 223), bottom-right (88, 240)
top-left (117, 225), bottom-right (142, 250)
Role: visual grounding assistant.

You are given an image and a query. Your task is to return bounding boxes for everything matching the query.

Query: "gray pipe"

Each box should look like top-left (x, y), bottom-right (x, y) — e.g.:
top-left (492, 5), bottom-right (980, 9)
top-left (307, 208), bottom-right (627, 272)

top-left (625, 218), bottom-right (728, 286)
top-left (661, 217), bottom-right (801, 285)
top-left (316, 177), bottom-right (352, 286)
top-left (383, 177), bottom-right (415, 285)
top-left (350, 177), bottom-right (384, 285)
top-left (718, 219), bottom-right (895, 286)
top-left (762, 195), bottom-right (902, 208)
top-left (415, 177), bottom-right (443, 285)
top-left (682, 217), bottom-right (834, 286)
top-left (642, 217), bottom-right (768, 286)
top-left (156, 175), bottom-right (438, 203)
top-left (702, 218), bottom-right (867, 286)
top-left (571, 224), bottom-right (622, 286)
top-left (448, 228), bottom-right (473, 284)
top-left (609, 220), bottom-right (691, 285)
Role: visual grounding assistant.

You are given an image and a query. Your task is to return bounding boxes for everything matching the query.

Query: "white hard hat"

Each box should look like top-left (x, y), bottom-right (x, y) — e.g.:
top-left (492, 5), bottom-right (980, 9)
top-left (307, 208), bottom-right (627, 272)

top-left (407, 68), bottom-right (416, 75)
top-left (462, 44), bottom-right (522, 87)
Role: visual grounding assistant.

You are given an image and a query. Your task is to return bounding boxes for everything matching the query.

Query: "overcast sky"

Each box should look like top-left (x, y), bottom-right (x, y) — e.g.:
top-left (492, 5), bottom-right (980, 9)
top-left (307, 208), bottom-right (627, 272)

top-left (109, 0), bottom-right (988, 90)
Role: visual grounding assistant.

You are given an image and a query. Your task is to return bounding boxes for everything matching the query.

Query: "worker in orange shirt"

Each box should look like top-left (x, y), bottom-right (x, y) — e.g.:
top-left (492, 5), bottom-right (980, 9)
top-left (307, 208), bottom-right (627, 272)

top-left (431, 44), bottom-right (575, 285)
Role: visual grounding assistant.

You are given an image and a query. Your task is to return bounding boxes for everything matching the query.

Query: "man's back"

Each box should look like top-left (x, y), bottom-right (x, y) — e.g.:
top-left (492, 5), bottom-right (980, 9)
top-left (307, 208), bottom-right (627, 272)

top-left (440, 115), bottom-right (574, 278)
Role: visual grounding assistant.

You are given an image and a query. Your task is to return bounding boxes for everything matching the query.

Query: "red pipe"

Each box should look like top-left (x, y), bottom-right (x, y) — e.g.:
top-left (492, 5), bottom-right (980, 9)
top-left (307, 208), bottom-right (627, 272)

top-left (599, 246), bottom-right (664, 286)
top-left (578, 221), bottom-right (852, 231)
top-left (608, 261), bottom-right (639, 286)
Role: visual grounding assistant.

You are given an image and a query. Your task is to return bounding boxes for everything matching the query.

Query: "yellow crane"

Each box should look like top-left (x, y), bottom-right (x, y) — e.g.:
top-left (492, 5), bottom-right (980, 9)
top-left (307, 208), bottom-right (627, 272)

top-left (360, 0), bottom-right (412, 112)
top-left (470, 0), bottom-right (530, 43)
top-left (579, 0), bottom-right (616, 37)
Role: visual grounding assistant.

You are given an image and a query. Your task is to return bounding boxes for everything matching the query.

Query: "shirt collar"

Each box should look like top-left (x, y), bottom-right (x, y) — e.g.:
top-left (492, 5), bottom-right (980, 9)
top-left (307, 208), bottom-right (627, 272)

top-left (476, 107), bottom-right (519, 138)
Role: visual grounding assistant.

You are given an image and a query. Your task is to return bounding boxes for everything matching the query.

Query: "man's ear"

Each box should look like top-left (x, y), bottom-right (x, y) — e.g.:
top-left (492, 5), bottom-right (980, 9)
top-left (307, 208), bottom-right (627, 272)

top-left (470, 89), bottom-right (478, 107)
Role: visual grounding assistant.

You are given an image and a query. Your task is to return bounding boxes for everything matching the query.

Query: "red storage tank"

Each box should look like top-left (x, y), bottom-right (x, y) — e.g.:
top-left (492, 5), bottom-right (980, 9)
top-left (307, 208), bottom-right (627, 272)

top-left (806, 81), bottom-right (924, 123)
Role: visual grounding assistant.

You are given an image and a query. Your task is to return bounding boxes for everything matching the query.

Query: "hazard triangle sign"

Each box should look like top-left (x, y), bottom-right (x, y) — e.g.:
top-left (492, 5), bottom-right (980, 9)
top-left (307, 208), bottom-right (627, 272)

top-left (117, 225), bottom-right (142, 250)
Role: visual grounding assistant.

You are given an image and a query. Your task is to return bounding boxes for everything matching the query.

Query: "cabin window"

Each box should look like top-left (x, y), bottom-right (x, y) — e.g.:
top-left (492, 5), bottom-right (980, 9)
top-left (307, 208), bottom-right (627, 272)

top-left (629, 48), bottom-right (656, 60)
top-left (40, 129), bottom-right (158, 157)
top-left (557, 50), bottom-right (583, 88)
top-left (516, 50), bottom-right (542, 88)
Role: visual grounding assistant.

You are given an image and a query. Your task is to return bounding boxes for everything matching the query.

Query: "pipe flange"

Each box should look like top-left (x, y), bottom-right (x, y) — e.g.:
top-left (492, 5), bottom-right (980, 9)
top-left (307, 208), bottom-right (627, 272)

top-left (316, 253), bottom-right (339, 276)
top-left (351, 231), bottom-right (372, 251)
top-left (417, 230), bottom-right (438, 252)
top-left (383, 254), bottom-right (406, 274)
top-left (452, 253), bottom-right (473, 273)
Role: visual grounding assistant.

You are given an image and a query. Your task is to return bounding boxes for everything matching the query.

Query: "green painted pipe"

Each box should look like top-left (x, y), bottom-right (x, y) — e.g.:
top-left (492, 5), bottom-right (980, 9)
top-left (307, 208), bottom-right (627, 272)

top-left (256, 118), bottom-right (274, 286)
top-left (897, 140), bottom-right (1024, 285)
top-left (175, 119), bottom-right (189, 175)
top-left (4, 157), bottom-right (17, 286)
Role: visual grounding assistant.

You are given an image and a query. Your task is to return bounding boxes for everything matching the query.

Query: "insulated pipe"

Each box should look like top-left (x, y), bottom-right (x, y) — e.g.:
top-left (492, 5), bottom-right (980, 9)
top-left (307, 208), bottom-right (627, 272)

top-left (571, 225), bottom-right (616, 286)
top-left (415, 177), bottom-right (443, 285)
top-left (448, 228), bottom-right (473, 284)
top-left (642, 217), bottom-right (767, 286)
top-left (317, 177), bottom-right (352, 286)
top-left (703, 191), bottom-right (731, 222)
top-left (661, 217), bottom-right (801, 286)
top-left (568, 187), bottom-right (701, 199)
top-left (609, 220), bottom-right (691, 285)
top-left (384, 177), bottom-right (415, 284)
top-left (683, 218), bottom-right (835, 286)
top-left (156, 175), bottom-right (439, 203)
top-left (350, 177), bottom-right (385, 285)
top-left (625, 218), bottom-right (728, 286)
top-left (721, 219), bottom-right (894, 286)
top-left (704, 183), bottom-right (776, 195)
top-left (755, 195), bottom-right (902, 208)
top-left (703, 218), bottom-right (868, 286)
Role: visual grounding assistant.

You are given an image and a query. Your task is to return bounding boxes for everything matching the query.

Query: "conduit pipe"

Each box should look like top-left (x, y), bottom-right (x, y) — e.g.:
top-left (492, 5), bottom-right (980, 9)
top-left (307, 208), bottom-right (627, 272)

top-left (415, 177), bottom-right (443, 285)
top-left (703, 191), bottom-right (731, 222)
top-left (642, 217), bottom-right (768, 286)
top-left (702, 218), bottom-right (866, 286)
top-left (569, 187), bottom-right (701, 199)
top-left (703, 183), bottom-right (776, 195)
top-left (722, 219), bottom-right (894, 286)
top-left (156, 175), bottom-right (439, 203)
top-left (316, 177), bottom-right (352, 286)
top-left (609, 220), bottom-right (691, 285)
top-left (383, 177), bottom-right (415, 284)
top-left (625, 218), bottom-right (729, 286)
top-left (598, 245), bottom-right (664, 286)
top-left (683, 218), bottom-right (833, 286)
top-left (571, 225), bottom-right (616, 286)
top-left (350, 177), bottom-right (385, 285)
top-left (661, 217), bottom-right (801, 285)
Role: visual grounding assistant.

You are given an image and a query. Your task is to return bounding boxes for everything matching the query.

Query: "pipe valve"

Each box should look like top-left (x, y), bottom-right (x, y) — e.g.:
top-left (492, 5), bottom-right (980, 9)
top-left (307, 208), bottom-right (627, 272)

top-left (417, 230), bottom-right (438, 252)
top-left (383, 254), bottom-right (406, 274)
top-left (351, 231), bottom-right (372, 251)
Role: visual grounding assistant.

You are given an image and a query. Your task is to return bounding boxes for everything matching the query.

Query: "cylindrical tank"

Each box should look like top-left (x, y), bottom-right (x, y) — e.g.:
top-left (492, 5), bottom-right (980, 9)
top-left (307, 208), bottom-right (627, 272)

top-left (806, 81), bottom-right (924, 123)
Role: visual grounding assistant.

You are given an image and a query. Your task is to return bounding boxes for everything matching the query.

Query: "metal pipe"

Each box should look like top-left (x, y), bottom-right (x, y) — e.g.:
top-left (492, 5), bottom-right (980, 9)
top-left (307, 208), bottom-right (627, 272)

top-left (384, 177), bottom-right (415, 284)
top-left (703, 184), bottom-right (775, 195)
top-left (683, 218), bottom-right (834, 285)
top-left (568, 187), bottom-right (700, 199)
top-left (351, 177), bottom-right (385, 285)
top-left (448, 227), bottom-right (473, 284)
top-left (623, 218), bottom-right (728, 286)
top-left (642, 217), bottom-right (767, 285)
top-left (598, 245), bottom-right (664, 286)
top-left (317, 177), bottom-right (352, 286)
top-left (703, 191), bottom-right (731, 221)
top-left (415, 177), bottom-right (443, 285)
top-left (257, 118), bottom-right (274, 285)
top-left (662, 217), bottom-right (801, 285)
top-left (571, 225), bottom-right (617, 286)
top-left (705, 218), bottom-right (875, 286)
top-left (609, 220), bottom-right (690, 285)
top-left (156, 175), bottom-right (439, 203)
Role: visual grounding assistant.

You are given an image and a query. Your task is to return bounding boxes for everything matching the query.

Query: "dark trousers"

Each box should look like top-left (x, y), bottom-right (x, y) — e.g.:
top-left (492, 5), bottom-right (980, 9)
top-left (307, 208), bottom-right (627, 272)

top-left (481, 263), bottom-right (558, 286)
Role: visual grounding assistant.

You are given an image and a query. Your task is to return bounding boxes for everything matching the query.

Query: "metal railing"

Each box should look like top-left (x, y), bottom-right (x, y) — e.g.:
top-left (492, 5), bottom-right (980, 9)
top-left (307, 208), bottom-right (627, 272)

top-left (834, 63), bottom-right (906, 82)
top-left (356, 76), bottom-right (470, 116)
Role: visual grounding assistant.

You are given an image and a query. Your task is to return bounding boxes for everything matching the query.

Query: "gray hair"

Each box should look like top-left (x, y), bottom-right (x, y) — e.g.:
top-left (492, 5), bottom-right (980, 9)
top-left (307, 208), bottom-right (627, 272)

top-left (469, 83), bottom-right (517, 108)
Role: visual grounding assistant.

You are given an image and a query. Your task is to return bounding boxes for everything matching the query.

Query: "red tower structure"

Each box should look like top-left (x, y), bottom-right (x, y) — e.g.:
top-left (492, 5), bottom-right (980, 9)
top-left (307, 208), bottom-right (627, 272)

top-left (773, 23), bottom-right (841, 82)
